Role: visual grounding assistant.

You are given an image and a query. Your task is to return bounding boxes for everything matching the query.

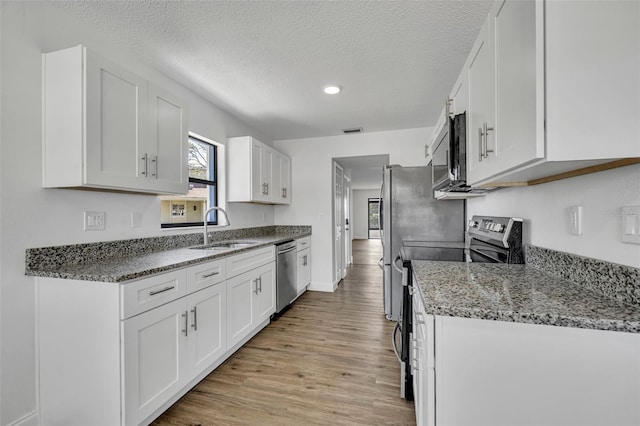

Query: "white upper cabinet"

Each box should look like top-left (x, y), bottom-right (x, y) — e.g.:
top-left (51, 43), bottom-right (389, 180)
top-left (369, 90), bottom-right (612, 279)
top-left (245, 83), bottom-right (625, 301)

top-left (274, 152), bottom-right (291, 204)
top-left (227, 136), bottom-right (292, 205)
top-left (42, 45), bottom-right (188, 194)
top-left (465, 0), bottom-right (640, 187)
top-left (466, 13), bottom-right (498, 183)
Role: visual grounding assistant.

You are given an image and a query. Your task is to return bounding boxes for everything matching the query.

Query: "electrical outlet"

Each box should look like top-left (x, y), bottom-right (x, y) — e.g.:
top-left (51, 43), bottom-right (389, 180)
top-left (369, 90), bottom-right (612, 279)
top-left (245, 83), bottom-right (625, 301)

top-left (84, 211), bottom-right (105, 231)
top-left (131, 212), bottom-right (142, 228)
top-left (567, 206), bottom-right (582, 236)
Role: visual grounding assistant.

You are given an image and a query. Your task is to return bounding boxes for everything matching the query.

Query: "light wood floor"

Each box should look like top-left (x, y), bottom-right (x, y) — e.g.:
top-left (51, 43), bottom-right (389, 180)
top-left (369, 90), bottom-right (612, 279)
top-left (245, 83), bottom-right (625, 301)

top-left (153, 239), bottom-right (415, 425)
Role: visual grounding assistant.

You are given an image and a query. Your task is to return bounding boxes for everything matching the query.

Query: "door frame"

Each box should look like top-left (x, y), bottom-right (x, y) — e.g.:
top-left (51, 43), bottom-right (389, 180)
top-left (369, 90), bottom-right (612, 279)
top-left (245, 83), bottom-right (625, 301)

top-left (332, 161), bottom-right (345, 287)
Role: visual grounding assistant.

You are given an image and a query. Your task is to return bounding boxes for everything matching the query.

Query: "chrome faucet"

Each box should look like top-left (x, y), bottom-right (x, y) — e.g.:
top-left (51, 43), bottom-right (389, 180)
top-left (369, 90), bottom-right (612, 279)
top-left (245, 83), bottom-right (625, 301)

top-left (203, 206), bottom-right (231, 245)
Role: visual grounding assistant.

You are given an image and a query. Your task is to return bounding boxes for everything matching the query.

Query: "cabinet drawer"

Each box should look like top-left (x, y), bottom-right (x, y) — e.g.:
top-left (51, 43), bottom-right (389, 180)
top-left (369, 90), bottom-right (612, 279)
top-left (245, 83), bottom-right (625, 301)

top-left (226, 246), bottom-right (275, 279)
top-left (187, 259), bottom-right (226, 293)
top-left (121, 269), bottom-right (187, 319)
top-left (296, 236), bottom-right (311, 251)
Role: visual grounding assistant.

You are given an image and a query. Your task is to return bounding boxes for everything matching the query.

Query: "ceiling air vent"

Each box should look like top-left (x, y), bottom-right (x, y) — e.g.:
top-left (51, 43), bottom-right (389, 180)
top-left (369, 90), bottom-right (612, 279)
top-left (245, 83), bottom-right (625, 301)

top-left (342, 127), bottom-right (363, 134)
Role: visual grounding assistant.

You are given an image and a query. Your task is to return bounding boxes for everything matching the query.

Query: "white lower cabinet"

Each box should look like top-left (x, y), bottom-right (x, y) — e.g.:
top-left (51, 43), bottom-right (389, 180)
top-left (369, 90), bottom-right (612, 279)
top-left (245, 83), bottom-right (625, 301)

top-left (121, 280), bottom-right (229, 426)
top-left (186, 283), bottom-right (227, 378)
top-left (412, 284), bottom-right (640, 426)
top-left (38, 246), bottom-right (276, 426)
top-left (123, 298), bottom-right (189, 426)
top-left (296, 236), bottom-right (311, 295)
top-left (226, 262), bottom-right (275, 349)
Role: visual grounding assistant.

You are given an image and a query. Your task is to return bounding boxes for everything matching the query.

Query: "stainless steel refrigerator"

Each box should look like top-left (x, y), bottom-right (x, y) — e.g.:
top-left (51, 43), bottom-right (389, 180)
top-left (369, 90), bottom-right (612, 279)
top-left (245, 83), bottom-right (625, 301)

top-left (379, 165), bottom-right (465, 321)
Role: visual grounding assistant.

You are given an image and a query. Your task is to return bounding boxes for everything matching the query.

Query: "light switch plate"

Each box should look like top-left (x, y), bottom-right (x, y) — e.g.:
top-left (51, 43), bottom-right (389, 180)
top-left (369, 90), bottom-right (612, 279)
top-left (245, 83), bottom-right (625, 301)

top-left (622, 206), bottom-right (640, 244)
top-left (567, 206), bottom-right (582, 236)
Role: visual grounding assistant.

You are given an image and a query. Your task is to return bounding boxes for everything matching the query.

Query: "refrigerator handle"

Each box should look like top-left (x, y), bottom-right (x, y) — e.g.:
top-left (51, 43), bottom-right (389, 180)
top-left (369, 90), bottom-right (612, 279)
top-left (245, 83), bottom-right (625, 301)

top-left (393, 254), bottom-right (404, 274)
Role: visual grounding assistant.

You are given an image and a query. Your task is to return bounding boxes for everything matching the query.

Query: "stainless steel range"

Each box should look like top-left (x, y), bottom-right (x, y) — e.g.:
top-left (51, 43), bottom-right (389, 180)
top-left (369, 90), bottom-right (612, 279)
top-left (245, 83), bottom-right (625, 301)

top-left (396, 215), bottom-right (524, 400)
top-left (467, 216), bottom-right (524, 264)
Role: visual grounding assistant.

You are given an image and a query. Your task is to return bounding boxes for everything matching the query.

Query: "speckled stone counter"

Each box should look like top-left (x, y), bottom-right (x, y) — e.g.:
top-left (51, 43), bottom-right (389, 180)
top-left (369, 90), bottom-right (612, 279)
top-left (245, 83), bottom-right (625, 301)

top-left (411, 260), bottom-right (640, 333)
top-left (25, 225), bottom-right (310, 283)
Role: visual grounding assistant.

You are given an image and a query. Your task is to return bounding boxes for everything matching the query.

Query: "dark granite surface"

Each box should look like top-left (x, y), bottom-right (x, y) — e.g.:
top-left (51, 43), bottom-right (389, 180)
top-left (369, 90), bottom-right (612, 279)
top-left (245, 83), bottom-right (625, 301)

top-left (411, 260), bottom-right (640, 333)
top-left (26, 226), bottom-right (310, 283)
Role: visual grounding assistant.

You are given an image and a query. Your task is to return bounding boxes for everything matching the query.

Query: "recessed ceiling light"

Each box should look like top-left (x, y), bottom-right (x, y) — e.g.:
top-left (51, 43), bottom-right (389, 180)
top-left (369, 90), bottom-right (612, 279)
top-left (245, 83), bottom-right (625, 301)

top-left (324, 85), bottom-right (341, 95)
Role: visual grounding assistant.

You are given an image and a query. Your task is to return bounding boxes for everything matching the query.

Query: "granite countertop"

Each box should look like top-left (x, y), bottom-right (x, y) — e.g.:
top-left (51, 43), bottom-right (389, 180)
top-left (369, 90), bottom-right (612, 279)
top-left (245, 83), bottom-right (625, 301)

top-left (27, 231), bottom-right (309, 283)
top-left (411, 260), bottom-right (640, 333)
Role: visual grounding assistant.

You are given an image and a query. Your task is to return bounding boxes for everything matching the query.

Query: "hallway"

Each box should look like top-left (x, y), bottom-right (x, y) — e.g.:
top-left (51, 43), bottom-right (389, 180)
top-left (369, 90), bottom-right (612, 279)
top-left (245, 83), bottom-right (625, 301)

top-left (153, 239), bottom-right (415, 425)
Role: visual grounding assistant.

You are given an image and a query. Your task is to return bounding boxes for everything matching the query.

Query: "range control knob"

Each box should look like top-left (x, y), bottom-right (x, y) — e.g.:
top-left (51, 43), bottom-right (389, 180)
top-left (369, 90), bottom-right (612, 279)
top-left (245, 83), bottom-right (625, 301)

top-left (468, 220), bottom-right (479, 228)
top-left (494, 224), bottom-right (504, 233)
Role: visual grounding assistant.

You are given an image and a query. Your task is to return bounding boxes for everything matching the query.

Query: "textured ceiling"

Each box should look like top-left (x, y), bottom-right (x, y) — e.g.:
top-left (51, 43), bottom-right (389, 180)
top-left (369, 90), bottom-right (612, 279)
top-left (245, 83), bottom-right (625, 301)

top-left (50, 0), bottom-right (494, 141)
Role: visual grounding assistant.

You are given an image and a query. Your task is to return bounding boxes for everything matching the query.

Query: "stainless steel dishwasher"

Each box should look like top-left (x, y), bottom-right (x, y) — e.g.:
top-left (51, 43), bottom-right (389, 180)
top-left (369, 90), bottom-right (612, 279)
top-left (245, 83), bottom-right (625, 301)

top-left (275, 240), bottom-right (297, 313)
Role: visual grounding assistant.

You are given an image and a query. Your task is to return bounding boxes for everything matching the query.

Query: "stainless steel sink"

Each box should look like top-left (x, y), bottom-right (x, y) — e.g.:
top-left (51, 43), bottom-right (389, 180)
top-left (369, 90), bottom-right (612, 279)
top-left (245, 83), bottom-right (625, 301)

top-left (189, 241), bottom-right (257, 250)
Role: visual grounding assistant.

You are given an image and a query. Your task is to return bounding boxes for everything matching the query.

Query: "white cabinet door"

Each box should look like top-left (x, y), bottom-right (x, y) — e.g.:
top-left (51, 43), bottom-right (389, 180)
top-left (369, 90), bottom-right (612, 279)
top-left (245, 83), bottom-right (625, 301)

top-left (272, 153), bottom-right (283, 204)
top-left (450, 68), bottom-right (468, 117)
top-left (123, 298), bottom-right (188, 426)
top-left (147, 84), bottom-right (189, 194)
top-left (253, 262), bottom-right (276, 324)
top-left (84, 49), bottom-right (148, 191)
top-left (251, 141), bottom-right (265, 201)
top-left (186, 283), bottom-right (227, 378)
top-left (226, 271), bottom-right (256, 348)
top-left (274, 153), bottom-right (291, 204)
top-left (492, 0), bottom-right (543, 174)
top-left (466, 15), bottom-right (497, 185)
top-left (296, 248), bottom-right (311, 293)
top-left (261, 146), bottom-right (274, 202)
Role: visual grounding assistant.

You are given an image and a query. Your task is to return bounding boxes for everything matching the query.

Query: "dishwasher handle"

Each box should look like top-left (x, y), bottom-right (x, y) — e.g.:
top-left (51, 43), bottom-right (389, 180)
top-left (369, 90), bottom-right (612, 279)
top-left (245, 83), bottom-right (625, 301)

top-left (277, 246), bottom-right (296, 255)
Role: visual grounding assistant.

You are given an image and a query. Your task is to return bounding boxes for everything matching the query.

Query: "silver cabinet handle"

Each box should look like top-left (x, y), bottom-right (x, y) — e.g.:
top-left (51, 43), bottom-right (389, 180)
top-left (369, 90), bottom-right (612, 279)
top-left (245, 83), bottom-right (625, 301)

top-left (190, 306), bottom-right (198, 331)
top-left (265, 183), bottom-right (269, 195)
top-left (202, 271), bottom-right (219, 279)
top-left (478, 127), bottom-right (485, 162)
top-left (258, 276), bottom-right (262, 293)
top-left (151, 155), bottom-right (158, 178)
top-left (253, 279), bottom-right (259, 295)
top-left (181, 311), bottom-right (188, 336)
top-left (141, 153), bottom-right (148, 176)
top-left (480, 122), bottom-right (495, 160)
top-left (149, 285), bottom-right (175, 296)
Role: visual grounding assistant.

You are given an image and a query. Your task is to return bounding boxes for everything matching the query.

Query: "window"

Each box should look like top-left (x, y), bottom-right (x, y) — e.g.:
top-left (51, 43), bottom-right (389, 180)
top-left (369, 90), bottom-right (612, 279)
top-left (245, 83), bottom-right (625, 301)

top-left (368, 198), bottom-right (381, 239)
top-left (160, 134), bottom-right (218, 228)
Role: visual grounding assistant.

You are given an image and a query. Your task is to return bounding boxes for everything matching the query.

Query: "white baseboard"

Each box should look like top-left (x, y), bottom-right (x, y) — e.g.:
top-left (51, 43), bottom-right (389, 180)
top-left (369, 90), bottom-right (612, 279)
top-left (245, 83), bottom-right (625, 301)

top-left (307, 280), bottom-right (336, 292)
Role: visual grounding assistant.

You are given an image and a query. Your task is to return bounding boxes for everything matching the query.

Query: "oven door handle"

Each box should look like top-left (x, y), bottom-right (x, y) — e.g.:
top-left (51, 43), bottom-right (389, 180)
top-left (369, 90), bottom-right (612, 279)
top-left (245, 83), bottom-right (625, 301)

top-left (469, 247), bottom-right (502, 263)
top-left (391, 321), bottom-right (402, 363)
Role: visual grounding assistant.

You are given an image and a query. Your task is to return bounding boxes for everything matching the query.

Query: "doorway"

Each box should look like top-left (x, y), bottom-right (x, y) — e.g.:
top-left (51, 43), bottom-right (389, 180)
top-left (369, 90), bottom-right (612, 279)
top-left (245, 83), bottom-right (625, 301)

top-left (368, 198), bottom-right (381, 239)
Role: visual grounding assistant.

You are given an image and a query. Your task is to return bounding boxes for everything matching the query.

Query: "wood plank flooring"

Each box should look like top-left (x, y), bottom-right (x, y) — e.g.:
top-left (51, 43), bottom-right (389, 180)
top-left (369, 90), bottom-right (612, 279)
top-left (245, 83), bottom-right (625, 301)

top-left (152, 239), bottom-right (415, 425)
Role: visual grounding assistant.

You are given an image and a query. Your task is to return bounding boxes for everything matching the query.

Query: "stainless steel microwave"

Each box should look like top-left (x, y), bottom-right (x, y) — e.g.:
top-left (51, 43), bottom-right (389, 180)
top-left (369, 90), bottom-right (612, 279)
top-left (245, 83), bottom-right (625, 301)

top-left (432, 112), bottom-right (467, 191)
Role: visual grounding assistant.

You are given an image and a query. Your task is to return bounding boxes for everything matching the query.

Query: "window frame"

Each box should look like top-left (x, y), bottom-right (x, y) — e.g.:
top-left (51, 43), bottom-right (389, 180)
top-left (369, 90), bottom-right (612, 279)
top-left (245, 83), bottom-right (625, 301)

top-left (160, 133), bottom-right (219, 229)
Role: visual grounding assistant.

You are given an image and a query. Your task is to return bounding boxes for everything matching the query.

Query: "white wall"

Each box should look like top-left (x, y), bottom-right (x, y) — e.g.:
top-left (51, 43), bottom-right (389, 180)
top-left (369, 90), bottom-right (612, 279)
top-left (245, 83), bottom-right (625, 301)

top-left (467, 164), bottom-right (640, 268)
top-left (274, 127), bottom-right (431, 292)
top-left (352, 190), bottom-right (380, 239)
top-left (0, 2), bottom-right (274, 424)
